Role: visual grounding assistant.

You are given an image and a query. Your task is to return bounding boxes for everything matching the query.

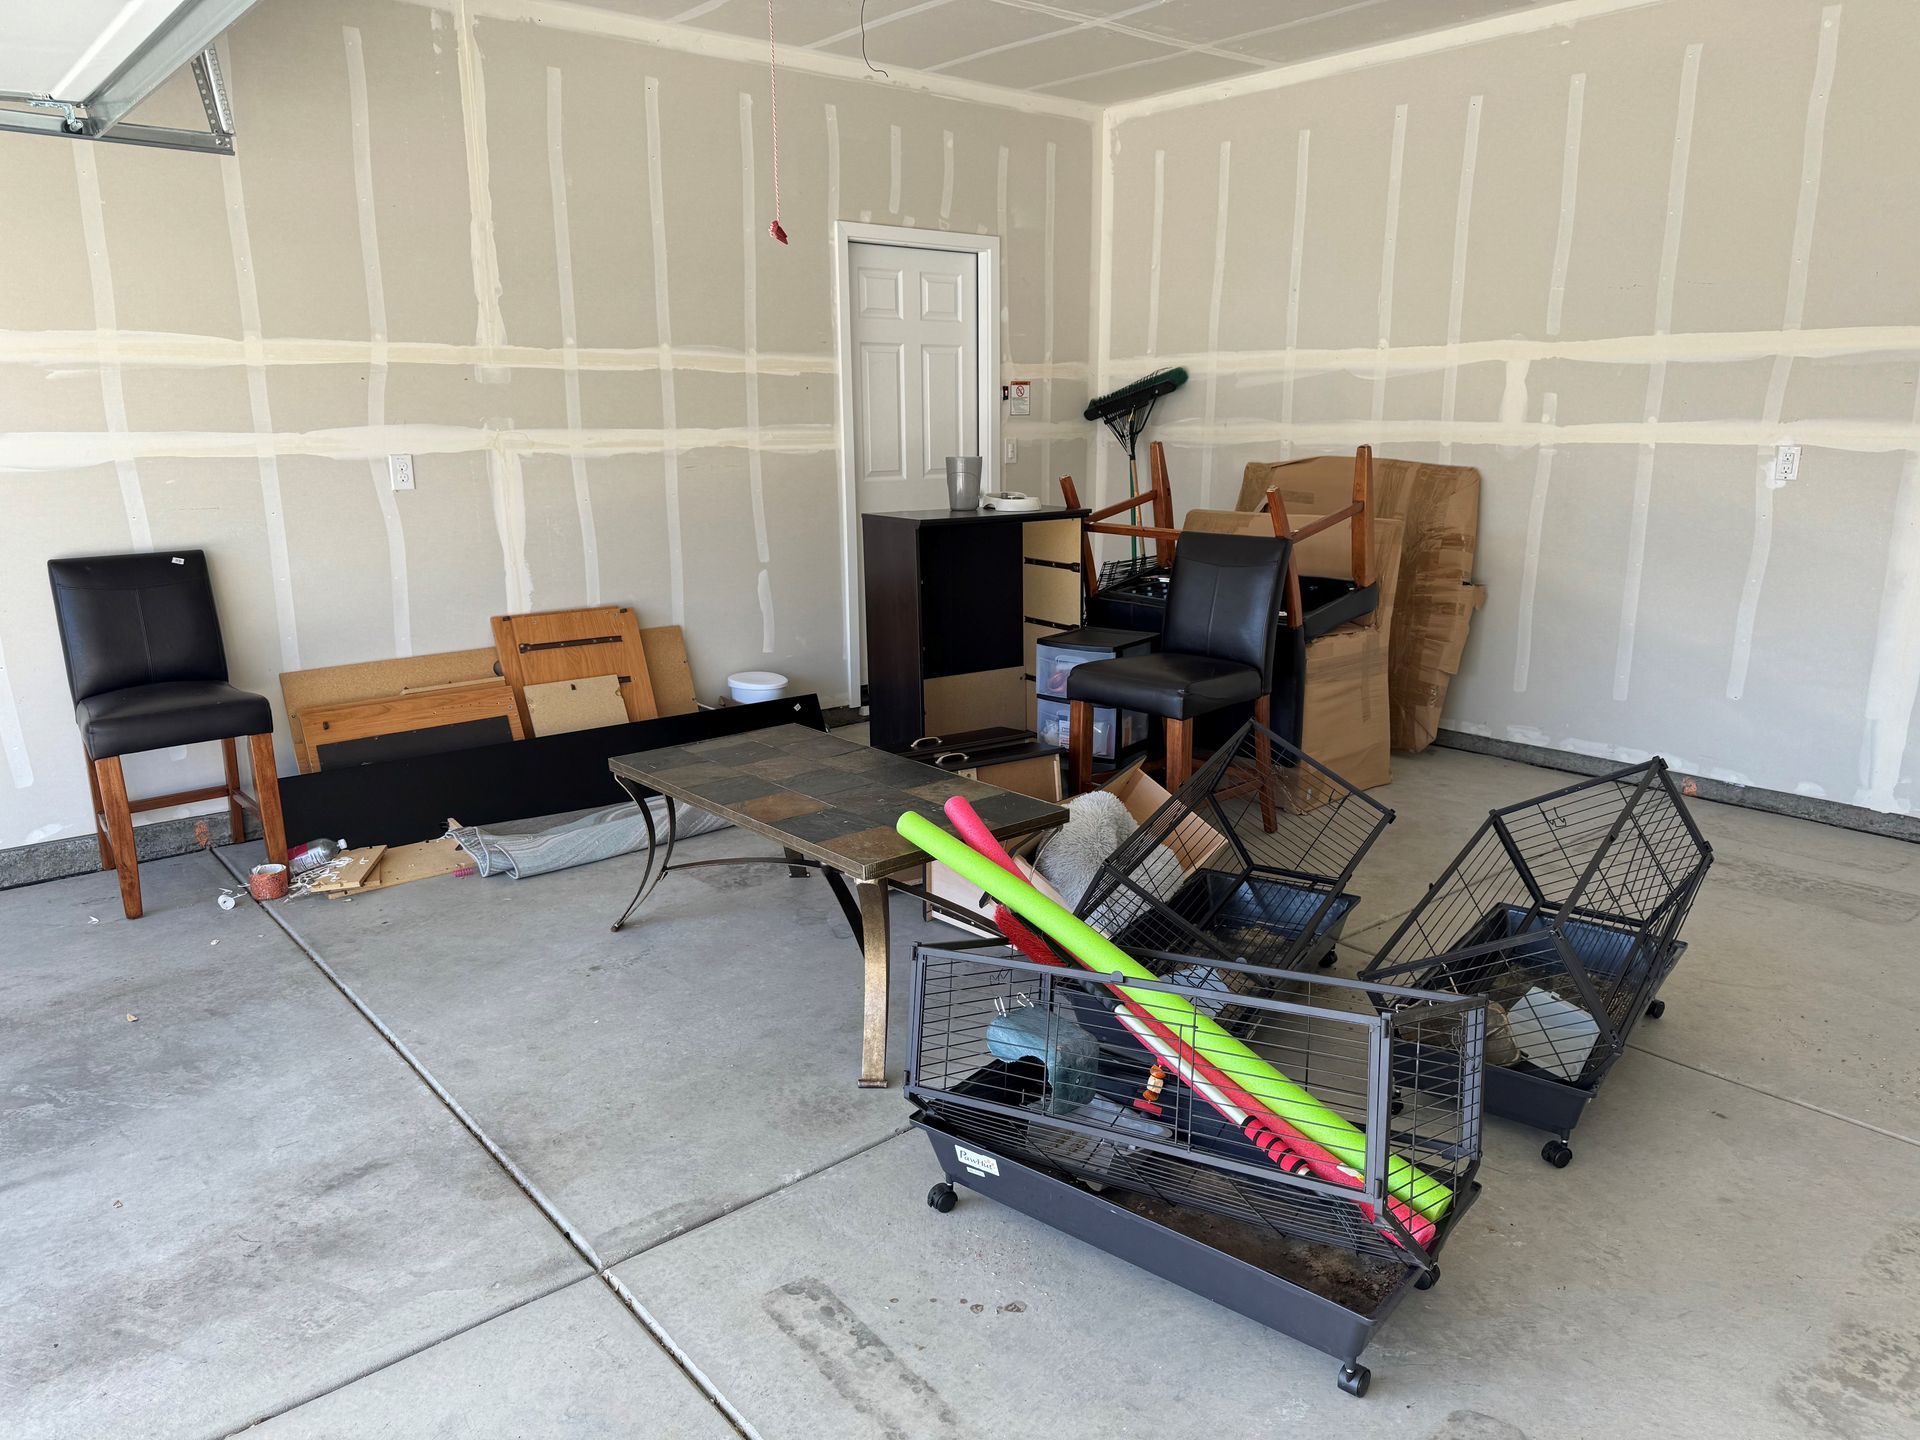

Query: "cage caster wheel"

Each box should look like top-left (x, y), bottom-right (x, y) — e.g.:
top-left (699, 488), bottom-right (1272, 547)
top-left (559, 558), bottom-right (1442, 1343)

top-left (1645, 998), bottom-right (1666, 1019)
top-left (1541, 1139), bottom-right (1573, 1168)
top-left (1336, 1363), bottom-right (1371, 1398)
top-left (1318, 948), bottom-right (1339, 969)
top-left (927, 1182), bottom-right (958, 1213)
top-left (1414, 1265), bottom-right (1440, 1291)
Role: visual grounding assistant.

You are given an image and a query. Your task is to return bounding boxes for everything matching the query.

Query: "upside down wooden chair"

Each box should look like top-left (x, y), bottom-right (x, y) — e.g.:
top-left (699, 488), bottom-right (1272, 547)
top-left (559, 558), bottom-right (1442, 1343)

top-left (49, 551), bottom-right (286, 919)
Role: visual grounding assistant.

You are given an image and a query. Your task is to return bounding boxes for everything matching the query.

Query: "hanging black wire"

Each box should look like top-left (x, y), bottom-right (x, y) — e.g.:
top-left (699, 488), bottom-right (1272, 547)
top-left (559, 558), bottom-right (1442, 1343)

top-left (861, 0), bottom-right (889, 77)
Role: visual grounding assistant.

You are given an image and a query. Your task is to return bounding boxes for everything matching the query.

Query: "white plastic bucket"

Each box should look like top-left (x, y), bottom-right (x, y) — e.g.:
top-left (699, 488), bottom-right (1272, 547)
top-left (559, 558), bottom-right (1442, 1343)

top-left (727, 670), bottom-right (789, 704)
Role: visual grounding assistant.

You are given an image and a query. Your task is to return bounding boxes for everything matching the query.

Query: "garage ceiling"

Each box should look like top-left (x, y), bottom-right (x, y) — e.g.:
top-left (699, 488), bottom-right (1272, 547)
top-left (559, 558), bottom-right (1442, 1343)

top-left (582, 0), bottom-right (1552, 105)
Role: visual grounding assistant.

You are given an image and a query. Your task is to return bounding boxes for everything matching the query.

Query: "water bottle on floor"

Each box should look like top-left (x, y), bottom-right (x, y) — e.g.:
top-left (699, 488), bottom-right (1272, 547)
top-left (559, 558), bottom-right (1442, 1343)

top-left (287, 838), bottom-right (347, 875)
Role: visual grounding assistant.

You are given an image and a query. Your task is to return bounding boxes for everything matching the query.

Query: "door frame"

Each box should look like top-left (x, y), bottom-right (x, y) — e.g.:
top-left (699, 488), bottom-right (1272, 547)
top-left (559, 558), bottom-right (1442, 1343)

top-left (832, 221), bottom-right (1003, 708)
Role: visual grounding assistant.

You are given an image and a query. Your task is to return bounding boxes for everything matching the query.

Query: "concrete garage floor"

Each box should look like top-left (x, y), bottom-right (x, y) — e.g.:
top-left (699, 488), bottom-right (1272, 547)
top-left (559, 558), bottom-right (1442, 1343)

top-left (4, 743), bottom-right (1918, 1439)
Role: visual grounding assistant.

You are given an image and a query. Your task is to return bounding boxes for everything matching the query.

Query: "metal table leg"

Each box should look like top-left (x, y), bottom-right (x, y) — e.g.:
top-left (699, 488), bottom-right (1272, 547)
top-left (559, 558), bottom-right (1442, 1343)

top-left (821, 868), bottom-right (892, 1088)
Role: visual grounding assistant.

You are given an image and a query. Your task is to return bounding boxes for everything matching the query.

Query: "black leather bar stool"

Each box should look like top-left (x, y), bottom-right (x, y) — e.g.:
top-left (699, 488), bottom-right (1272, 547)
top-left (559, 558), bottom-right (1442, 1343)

top-left (49, 551), bottom-right (286, 919)
top-left (1066, 530), bottom-right (1290, 796)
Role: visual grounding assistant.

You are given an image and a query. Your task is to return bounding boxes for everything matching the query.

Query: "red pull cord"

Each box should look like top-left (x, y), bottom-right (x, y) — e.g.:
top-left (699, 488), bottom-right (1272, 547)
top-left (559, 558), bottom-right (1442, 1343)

top-left (767, 0), bottom-right (788, 244)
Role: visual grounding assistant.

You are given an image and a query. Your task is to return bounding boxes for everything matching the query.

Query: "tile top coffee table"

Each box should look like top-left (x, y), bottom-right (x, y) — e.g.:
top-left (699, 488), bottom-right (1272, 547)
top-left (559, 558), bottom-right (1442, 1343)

top-left (608, 724), bottom-right (1065, 1086)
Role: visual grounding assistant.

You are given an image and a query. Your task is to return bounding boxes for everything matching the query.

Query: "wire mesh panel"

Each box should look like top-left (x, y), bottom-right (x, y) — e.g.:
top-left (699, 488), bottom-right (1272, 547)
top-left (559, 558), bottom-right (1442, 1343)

top-left (1360, 759), bottom-right (1712, 1091)
top-left (1075, 719), bottom-right (1394, 979)
top-left (907, 942), bottom-right (1485, 1272)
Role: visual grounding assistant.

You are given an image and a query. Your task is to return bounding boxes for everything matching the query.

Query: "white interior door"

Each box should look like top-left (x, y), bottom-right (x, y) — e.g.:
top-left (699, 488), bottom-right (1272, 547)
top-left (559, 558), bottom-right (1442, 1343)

top-left (849, 241), bottom-right (980, 517)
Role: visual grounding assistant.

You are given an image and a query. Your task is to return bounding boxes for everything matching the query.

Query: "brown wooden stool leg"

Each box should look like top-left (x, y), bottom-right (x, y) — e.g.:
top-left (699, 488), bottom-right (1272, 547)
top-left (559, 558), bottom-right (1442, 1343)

top-left (221, 736), bottom-right (247, 846)
top-left (1165, 717), bottom-right (1193, 792)
top-left (1252, 694), bottom-right (1278, 833)
top-left (95, 755), bottom-right (142, 920)
top-left (84, 750), bottom-right (111, 869)
top-left (248, 733), bottom-right (287, 864)
top-left (1068, 700), bottom-right (1095, 795)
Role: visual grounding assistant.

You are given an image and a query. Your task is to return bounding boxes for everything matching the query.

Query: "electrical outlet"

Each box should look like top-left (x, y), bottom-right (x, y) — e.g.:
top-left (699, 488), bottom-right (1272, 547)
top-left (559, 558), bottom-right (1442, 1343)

top-left (388, 454), bottom-right (415, 491)
top-left (1004, 438), bottom-right (1019, 465)
top-left (1774, 444), bottom-right (1800, 484)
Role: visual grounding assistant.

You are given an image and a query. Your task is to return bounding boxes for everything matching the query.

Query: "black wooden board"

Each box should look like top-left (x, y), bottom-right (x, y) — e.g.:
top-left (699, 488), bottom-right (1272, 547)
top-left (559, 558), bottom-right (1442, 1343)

top-left (315, 715), bottom-right (514, 770)
top-left (280, 694), bottom-right (827, 847)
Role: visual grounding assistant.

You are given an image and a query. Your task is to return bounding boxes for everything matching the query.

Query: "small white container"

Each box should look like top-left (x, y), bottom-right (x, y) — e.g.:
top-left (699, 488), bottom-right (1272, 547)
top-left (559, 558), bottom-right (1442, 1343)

top-left (1505, 985), bottom-right (1601, 1082)
top-left (727, 671), bottom-right (789, 704)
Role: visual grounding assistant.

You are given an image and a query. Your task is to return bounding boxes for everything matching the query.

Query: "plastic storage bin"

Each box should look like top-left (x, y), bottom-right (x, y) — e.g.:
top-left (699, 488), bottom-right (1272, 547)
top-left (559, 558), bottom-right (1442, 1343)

top-left (1036, 697), bottom-right (1145, 760)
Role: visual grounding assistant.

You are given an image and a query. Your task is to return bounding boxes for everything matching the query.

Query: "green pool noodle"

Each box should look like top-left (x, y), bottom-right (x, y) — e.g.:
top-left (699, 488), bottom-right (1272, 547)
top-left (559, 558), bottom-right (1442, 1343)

top-left (897, 810), bottom-right (1452, 1222)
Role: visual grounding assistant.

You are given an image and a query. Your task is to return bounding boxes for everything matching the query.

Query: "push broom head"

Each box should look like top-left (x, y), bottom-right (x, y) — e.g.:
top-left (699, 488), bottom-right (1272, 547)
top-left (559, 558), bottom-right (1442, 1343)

top-left (1084, 366), bottom-right (1187, 424)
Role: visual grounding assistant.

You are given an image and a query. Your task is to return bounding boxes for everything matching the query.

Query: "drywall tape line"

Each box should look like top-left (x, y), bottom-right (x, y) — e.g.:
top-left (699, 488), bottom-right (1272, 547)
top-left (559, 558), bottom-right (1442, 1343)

top-left (1042, 139), bottom-right (1057, 497)
top-left (1201, 140), bottom-right (1232, 502)
top-left (644, 77), bottom-right (685, 627)
top-left (70, 147), bottom-right (151, 550)
top-left (453, 0), bottom-right (508, 381)
top-left (345, 25), bottom-right (411, 658)
top-left (1107, 324), bottom-right (1920, 382)
top-left (486, 441), bottom-right (533, 612)
top-left (548, 67), bottom-right (602, 607)
top-left (219, 147), bottom-right (302, 674)
top-left (1513, 392), bottom-right (1560, 694)
top-left (1281, 128), bottom-right (1310, 462)
top-left (1145, 416), bottom-right (1920, 452)
top-left (996, 145), bottom-right (1011, 368)
top-left (1613, 41), bottom-right (1699, 704)
top-left (940, 129), bottom-right (955, 227)
top-left (1546, 73), bottom-right (1586, 338)
top-left (1857, 378), bottom-right (1920, 812)
top-left (1373, 103), bottom-right (1408, 427)
top-left (824, 104), bottom-right (841, 226)
top-left (0, 629), bottom-right (32, 789)
top-left (0, 329), bottom-right (838, 375)
top-left (1440, 95), bottom-right (1484, 463)
top-left (1146, 149), bottom-right (1166, 358)
top-left (888, 124), bottom-right (902, 215)
top-left (1091, 109), bottom-right (1116, 511)
top-left (0, 424), bottom-right (838, 469)
top-left (1729, 4), bottom-right (1841, 702)
top-left (739, 92), bottom-right (773, 657)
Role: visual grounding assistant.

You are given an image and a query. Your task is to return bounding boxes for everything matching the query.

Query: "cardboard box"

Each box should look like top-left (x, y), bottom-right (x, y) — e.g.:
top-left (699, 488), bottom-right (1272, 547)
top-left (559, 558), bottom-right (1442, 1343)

top-left (924, 751), bottom-right (1064, 936)
top-left (1239, 455), bottom-right (1482, 753)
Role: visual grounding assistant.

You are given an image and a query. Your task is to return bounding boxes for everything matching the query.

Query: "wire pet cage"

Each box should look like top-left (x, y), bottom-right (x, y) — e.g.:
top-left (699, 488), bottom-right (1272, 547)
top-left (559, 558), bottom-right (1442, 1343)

top-left (1075, 720), bottom-right (1394, 995)
top-left (1359, 759), bottom-right (1712, 1167)
top-left (907, 942), bottom-right (1485, 1396)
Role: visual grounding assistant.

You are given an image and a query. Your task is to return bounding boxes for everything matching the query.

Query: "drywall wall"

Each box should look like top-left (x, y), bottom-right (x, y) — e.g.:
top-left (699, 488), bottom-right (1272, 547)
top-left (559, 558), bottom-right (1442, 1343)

top-left (1099, 0), bottom-right (1920, 815)
top-left (0, 0), bottom-right (1094, 851)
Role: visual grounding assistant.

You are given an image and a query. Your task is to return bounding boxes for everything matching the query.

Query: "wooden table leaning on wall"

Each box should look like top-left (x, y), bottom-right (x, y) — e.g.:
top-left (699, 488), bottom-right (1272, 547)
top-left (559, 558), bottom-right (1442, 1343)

top-left (608, 724), bottom-right (1066, 1087)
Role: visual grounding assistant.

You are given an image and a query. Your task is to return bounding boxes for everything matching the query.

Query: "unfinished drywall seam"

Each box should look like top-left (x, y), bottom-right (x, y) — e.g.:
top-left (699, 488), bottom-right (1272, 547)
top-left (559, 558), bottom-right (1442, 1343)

top-left (1613, 41), bottom-right (1700, 703)
top-left (1200, 140), bottom-right (1231, 502)
top-left (1372, 103), bottom-right (1409, 427)
top-left (1042, 138), bottom-right (1057, 499)
top-left (0, 629), bottom-right (31, 789)
top-left (1514, 391), bottom-right (1560, 694)
top-left (1728, 4), bottom-right (1841, 701)
top-left (1090, 108), bottom-right (1114, 510)
top-left (1546, 73), bottom-right (1586, 338)
top-left (70, 147), bottom-right (152, 550)
top-left (1857, 375), bottom-right (1920, 813)
top-left (486, 436), bottom-right (533, 612)
top-left (996, 145), bottom-right (1011, 373)
top-left (940, 129), bottom-right (954, 228)
top-left (218, 150), bottom-right (301, 674)
top-left (739, 92), bottom-right (773, 653)
top-left (453, 0), bottom-right (509, 382)
top-left (548, 66), bottom-right (602, 606)
top-left (1145, 148), bottom-right (1165, 358)
top-left (644, 77), bottom-right (685, 627)
top-left (344, 24), bottom-right (411, 658)
top-left (888, 124), bottom-right (902, 216)
top-left (1439, 94), bottom-right (1484, 464)
top-left (1281, 127), bottom-right (1310, 462)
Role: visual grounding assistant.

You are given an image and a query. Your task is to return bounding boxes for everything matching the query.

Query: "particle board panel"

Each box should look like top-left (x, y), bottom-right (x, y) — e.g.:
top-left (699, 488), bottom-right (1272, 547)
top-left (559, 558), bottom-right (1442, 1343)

top-left (297, 681), bottom-right (524, 774)
top-left (280, 649), bottom-right (499, 771)
top-left (524, 675), bottom-right (628, 737)
top-left (638, 625), bottom-right (698, 715)
top-left (492, 607), bottom-right (658, 733)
